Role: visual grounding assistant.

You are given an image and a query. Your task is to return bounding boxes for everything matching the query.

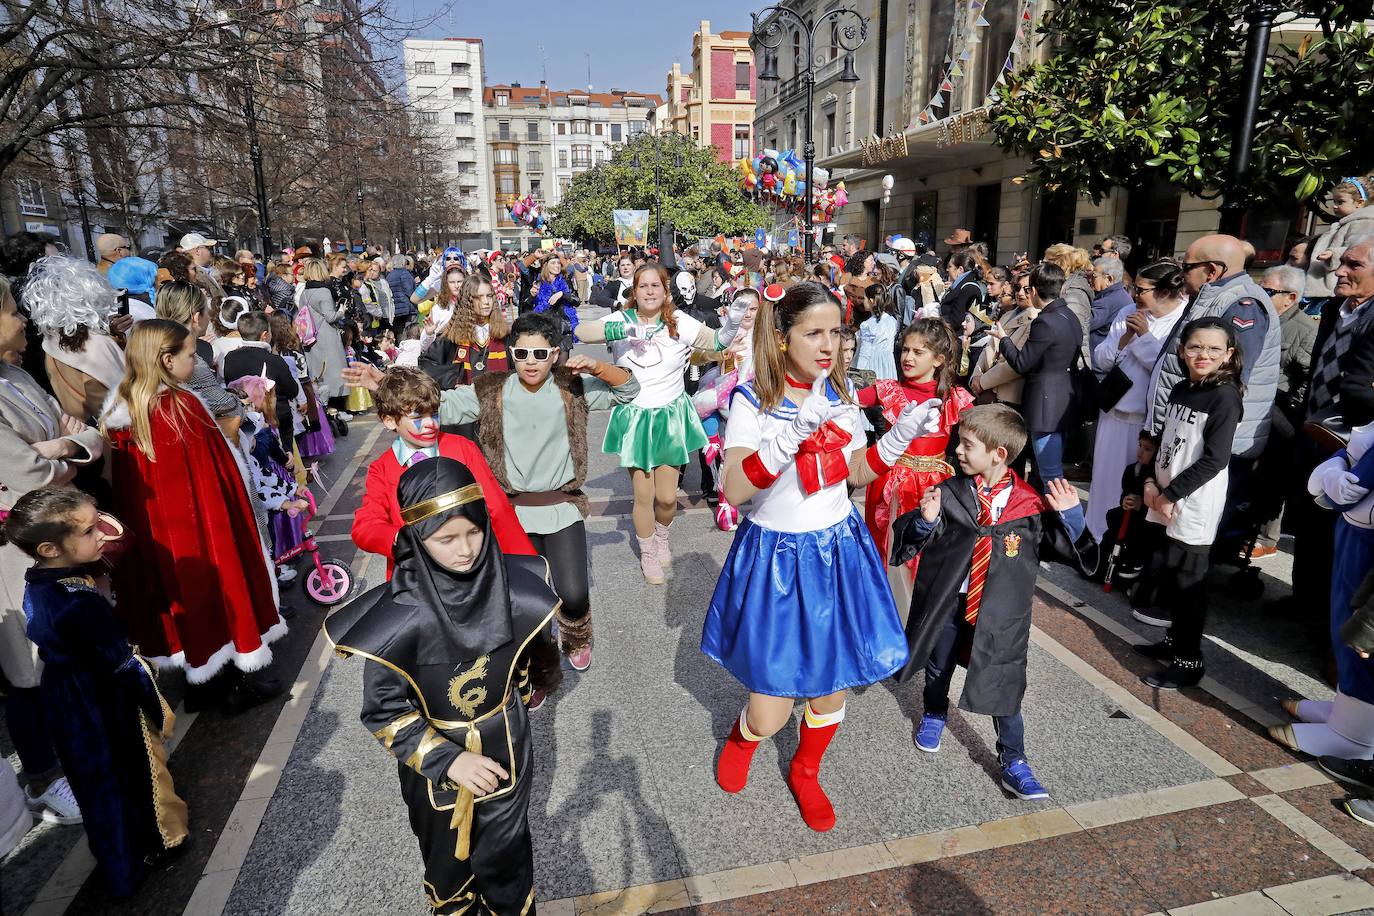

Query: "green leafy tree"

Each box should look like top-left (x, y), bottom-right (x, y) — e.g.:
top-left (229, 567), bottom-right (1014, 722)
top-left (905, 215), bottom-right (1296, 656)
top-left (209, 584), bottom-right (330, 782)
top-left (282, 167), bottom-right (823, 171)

top-left (988, 0), bottom-right (1374, 212)
top-left (547, 132), bottom-right (770, 243)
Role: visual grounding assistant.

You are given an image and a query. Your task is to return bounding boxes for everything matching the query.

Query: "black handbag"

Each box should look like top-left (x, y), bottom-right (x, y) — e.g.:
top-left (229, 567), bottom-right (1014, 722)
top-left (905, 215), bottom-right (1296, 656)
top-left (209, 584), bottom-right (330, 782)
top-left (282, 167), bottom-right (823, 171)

top-left (1095, 362), bottom-right (1134, 412)
top-left (1069, 348), bottom-right (1098, 423)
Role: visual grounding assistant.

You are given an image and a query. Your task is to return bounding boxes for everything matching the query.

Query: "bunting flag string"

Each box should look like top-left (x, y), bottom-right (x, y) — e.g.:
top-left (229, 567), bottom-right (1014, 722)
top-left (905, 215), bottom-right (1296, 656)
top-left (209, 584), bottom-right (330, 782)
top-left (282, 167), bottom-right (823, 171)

top-left (910, 0), bottom-right (1006, 130)
top-left (984, 0), bottom-right (1039, 104)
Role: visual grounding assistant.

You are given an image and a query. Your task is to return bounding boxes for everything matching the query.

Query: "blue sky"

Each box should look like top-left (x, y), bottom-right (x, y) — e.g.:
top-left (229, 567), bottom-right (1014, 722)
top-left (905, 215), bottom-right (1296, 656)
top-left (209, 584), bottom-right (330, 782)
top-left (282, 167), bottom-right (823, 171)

top-left (402, 0), bottom-right (759, 98)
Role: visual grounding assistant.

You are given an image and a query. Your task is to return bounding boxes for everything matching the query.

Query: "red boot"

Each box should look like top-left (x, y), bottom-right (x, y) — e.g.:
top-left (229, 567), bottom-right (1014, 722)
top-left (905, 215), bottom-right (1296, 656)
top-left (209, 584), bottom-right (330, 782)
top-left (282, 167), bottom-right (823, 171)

top-left (716, 710), bottom-right (762, 793)
top-left (787, 703), bottom-right (843, 832)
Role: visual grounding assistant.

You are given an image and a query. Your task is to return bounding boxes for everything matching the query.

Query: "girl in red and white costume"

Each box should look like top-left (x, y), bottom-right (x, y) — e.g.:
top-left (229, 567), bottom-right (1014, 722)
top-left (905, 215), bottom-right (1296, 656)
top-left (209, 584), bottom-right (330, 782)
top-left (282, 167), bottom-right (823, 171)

top-left (857, 317), bottom-right (974, 607)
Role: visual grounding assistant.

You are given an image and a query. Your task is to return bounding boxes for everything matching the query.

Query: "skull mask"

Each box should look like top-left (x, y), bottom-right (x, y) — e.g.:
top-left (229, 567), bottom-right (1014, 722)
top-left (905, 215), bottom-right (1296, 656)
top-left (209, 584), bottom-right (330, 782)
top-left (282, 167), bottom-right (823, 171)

top-left (672, 270), bottom-right (697, 307)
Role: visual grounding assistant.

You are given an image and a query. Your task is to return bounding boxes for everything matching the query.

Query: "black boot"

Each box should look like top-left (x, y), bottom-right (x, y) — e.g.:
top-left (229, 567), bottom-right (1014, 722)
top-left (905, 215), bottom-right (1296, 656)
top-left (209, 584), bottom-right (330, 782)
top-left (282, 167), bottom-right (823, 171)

top-left (221, 668), bottom-right (284, 715)
top-left (1134, 635), bottom-right (1175, 662)
top-left (1142, 655), bottom-right (1203, 690)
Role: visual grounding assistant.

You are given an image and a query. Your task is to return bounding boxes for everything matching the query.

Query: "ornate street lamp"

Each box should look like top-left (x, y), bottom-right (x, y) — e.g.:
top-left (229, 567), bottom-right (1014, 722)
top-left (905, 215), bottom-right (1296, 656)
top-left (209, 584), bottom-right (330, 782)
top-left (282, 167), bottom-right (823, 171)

top-left (1218, 0), bottom-right (1282, 236)
top-left (631, 132), bottom-right (683, 246)
top-left (753, 5), bottom-right (867, 262)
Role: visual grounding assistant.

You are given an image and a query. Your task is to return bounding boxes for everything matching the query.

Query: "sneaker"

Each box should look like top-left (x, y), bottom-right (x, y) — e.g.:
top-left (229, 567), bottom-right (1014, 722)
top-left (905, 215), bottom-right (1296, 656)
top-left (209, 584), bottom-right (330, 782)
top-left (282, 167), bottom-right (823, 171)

top-left (526, 688), bottom-right (547, 711)
top-left (1115, 561), bottom-right (1143, 581)
top-left (335, 411), bottom-right (353, 421)
top-left (1000, 758), bottom-right (1049, 800)
top-left (25, 777), bottom-right (82, 825)
top-left (1320, 757), bottom-right (1374, 794)
top-left (1248, 543), bottom-right (1280, 560)
top-left (914, 714), bottom-right (946, 753)
top-left (1344, 797), bottom-right (1374, 828)
top-left (276, 566), bottom-right (298, 584)
top-left (1132, 607), bottom-right (1172, 628)
top-left (567, 645), bottom-right (592, 672)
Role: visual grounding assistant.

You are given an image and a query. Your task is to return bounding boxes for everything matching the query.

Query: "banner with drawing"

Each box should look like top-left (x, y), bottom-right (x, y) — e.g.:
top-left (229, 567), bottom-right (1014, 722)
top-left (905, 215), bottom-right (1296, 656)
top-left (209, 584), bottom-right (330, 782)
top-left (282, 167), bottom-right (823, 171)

top-left (613, 210), bottom-right (650, 247)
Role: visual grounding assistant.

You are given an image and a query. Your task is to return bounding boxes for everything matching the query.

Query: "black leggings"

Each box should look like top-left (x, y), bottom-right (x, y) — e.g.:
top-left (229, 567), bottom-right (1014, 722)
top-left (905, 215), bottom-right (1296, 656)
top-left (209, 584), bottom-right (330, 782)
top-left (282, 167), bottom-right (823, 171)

top-left (528, 521), bottom-right (590, 621)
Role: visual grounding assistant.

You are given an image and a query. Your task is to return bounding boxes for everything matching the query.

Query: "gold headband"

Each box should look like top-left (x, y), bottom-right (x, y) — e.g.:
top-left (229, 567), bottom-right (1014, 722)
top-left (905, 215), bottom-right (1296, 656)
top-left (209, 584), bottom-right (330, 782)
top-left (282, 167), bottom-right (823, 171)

top-left (399, 484), bottom-right (484, 526)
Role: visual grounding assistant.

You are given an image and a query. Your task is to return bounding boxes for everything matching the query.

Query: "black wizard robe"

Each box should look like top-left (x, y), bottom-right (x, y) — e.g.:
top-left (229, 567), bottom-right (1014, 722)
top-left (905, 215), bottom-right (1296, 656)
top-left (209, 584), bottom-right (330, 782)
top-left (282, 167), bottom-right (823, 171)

top-left (890, 474), bottom-right (1082, 717)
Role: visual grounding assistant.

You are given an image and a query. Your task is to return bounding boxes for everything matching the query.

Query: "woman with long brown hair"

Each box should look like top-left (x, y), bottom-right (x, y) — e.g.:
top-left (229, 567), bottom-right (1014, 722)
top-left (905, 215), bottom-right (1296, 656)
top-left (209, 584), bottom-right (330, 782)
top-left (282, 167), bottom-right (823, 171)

top-left (577, 264), bottom-right (750, 583)
top-left (419, 273), bottom-right (511, 389)
top-left (702, 282), bottom-right (942, 832)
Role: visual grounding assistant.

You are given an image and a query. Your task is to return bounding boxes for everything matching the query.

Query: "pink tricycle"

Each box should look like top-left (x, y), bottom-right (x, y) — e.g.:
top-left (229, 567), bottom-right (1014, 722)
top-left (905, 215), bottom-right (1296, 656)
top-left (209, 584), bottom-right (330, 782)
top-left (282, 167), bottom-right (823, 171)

top-left (276, 489), bottom-right (353, 605)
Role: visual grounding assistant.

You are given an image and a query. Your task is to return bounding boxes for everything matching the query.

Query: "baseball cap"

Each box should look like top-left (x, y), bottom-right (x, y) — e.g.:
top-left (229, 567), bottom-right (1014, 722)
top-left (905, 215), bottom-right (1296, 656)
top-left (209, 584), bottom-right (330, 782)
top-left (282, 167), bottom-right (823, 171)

top-left (889, 238), bottom-right (916, 257)
top-left (178, 232), bottom-right (219, 251)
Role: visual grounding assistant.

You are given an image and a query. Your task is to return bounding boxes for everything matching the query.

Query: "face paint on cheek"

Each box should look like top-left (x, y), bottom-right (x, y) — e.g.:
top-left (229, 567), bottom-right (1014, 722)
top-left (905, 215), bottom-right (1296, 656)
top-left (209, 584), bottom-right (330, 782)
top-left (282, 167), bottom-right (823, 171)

top-left (408, 417), bottom-right (440, 443)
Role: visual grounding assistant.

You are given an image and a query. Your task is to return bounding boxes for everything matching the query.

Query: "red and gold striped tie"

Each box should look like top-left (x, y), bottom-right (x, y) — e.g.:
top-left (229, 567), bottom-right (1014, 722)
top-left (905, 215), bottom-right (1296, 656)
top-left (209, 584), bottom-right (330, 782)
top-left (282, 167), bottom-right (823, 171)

top-left (965, 473), bottom-right (1012, 626)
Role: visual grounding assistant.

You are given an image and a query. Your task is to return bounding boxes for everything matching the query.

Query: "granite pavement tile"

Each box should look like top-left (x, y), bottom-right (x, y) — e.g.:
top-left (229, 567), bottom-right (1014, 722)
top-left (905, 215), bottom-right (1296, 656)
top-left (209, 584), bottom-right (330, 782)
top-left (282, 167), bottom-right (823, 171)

top-left (1281, 781), bottom-right (1374, 863)
top-left (1224, 774), bottom-right (1272, 798)
top-left (1087, 798), bottom-right (1341, 910)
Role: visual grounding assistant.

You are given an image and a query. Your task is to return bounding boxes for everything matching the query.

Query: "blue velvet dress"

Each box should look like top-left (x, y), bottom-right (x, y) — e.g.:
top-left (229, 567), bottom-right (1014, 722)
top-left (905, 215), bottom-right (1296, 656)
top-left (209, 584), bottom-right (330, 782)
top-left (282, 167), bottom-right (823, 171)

top-left (23, 566), bottom-right (187, 896)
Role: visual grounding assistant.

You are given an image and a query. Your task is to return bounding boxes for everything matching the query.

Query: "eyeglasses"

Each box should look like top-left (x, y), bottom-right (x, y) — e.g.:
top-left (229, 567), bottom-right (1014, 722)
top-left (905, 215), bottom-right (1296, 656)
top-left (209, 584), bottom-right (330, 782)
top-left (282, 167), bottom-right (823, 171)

top-left (1261, 287), bottom-right (1295, 297)
top-left (1133, 284), bottom-right (1156, 295)
top-left (1180, 260), bottom-right (1222, 273)
top-left (1183, 344), bottom-right (1229, 358)
top-left (511, 347), bottom-right (554, 362)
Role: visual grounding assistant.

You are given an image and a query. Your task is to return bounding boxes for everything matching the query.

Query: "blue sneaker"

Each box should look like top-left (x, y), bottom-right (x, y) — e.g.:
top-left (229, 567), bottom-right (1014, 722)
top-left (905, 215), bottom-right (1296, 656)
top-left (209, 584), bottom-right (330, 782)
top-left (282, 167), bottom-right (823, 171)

top-left (1000, 758), bottom-right (1049, 800)
top-left (914, 714), bottom-right (945, 753)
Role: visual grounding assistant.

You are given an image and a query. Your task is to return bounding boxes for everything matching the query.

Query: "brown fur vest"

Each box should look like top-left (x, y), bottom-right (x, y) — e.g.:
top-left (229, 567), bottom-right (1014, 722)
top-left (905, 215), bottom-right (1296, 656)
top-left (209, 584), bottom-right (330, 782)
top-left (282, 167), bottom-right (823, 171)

top-left (473, 368), bottom-right (590, 516)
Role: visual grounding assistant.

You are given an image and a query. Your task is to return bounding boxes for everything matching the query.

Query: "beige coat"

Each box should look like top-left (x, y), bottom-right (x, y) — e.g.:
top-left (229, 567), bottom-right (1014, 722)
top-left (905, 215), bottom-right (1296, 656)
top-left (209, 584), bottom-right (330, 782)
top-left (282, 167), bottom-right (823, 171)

top-left (972, 306), bottom-right (1039, 405)
top-left (0, 363), bottom-right (104, 687)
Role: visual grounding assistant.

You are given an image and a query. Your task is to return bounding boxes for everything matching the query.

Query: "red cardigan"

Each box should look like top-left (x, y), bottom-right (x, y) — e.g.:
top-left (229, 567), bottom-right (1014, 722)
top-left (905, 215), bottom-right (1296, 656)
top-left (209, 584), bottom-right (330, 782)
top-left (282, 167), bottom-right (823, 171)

top-left (352, 432), bottom-right (536, 579)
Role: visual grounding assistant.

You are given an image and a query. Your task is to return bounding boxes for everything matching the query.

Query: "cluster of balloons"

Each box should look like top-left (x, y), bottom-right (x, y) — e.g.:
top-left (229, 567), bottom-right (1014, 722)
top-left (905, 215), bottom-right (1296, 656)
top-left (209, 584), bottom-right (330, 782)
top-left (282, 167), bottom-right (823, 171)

top-left (735, 148), bottom-right (850, 225)
top-left (507, 195), bottom-right (546, 233)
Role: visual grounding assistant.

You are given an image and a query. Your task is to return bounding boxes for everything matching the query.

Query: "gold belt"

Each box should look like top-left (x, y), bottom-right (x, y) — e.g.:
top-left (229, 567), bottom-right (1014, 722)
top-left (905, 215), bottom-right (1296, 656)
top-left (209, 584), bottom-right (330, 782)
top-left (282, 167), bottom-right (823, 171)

top-left (443, 691), bottom-right (512, 862)
top-left (895, 455), bottom-right (953, 474)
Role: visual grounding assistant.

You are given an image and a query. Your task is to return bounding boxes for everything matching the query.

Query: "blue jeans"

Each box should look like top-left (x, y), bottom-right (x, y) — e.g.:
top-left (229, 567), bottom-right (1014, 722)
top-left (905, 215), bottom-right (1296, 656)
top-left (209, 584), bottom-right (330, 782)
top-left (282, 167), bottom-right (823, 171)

top-left (1030, 431), bottom-right (1086, 536)
top-left (923, 612), bottom-right (1026, 766)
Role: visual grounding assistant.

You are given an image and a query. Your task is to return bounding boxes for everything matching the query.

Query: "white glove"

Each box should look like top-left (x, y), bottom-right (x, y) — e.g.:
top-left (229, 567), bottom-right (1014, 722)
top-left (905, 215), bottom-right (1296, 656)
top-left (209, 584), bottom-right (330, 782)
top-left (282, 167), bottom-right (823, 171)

top-left (716, 295), bottom-right (751, 348)
top-left (423, 257), bottom-right (444, 290)
top-left (1309, 454), bottom-right (1349, 499)
top-left (1335, 471), bottom-right (1371, 506)
top-left (757, 374), bottom-right (833, 474)
top-left (875, 398), bottom-right (943, 467)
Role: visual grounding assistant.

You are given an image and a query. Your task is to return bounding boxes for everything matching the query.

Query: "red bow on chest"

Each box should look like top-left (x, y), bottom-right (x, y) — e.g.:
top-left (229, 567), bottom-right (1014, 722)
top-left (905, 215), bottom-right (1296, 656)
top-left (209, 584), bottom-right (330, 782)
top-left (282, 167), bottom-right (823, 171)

top-left (795, 419), bottom-right (853, 494)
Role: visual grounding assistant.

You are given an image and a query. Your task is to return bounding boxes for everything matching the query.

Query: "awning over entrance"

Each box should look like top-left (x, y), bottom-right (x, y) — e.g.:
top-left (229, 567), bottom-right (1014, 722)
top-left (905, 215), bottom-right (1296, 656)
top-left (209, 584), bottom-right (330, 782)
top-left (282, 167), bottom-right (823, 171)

top-left (820, 108), bottom-right (1007, 178)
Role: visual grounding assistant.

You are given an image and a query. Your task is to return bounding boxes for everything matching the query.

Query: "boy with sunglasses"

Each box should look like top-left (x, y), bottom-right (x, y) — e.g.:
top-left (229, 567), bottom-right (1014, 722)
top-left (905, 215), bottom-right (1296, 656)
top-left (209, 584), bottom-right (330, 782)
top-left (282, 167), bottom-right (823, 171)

top-left (342, 313), bottom-right (639, 671)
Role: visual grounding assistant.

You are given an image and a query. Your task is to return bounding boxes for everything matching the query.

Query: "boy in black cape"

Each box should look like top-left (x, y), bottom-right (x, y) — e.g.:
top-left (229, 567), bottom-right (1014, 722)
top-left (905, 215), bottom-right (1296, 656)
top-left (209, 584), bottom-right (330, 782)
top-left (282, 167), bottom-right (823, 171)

top-left (890, 403), bottom-right (1090, 801)
top-left (325, 457), bottom-right (562, 915)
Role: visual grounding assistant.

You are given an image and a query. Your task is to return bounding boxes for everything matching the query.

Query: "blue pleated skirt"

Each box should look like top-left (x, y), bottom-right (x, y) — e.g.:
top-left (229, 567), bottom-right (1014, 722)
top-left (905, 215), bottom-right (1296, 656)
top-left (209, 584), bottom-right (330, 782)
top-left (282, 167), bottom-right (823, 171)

top-left (701, 509), bottom-right (909, 698)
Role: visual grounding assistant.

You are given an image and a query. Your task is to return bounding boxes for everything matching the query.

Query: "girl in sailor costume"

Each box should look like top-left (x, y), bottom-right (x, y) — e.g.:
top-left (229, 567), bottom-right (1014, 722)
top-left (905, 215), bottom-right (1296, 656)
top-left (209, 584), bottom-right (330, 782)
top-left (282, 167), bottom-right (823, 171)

top-left (701, 282), bottom-right (942, 832)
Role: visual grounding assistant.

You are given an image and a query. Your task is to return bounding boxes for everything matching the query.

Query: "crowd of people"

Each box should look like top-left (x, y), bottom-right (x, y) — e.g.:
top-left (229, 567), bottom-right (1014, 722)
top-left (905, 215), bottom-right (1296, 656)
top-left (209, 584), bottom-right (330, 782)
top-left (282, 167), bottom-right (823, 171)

top-left (4, 194), bottom-right (1374, 911)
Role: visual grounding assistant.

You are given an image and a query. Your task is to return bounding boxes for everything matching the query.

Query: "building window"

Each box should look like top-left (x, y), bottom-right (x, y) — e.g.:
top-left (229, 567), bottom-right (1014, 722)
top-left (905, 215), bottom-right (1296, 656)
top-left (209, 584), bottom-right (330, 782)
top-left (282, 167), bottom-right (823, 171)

top-left (830, 23), bottom-right (840, 60)
top-left (594, 148), bottom-right (605, 163)
top-left (573, 120), bottom-right (588, 134)
top-left (733, 126), bottom-right (750, 161)
top-left (420, 110), bottom-right (438, 124)
top-left (451, 62), bottom-right (469, 75)
top-left (527, 150), bottom-right (542, 171)
top-left (495, 91), bottom-right (509, 106)
top-left (736, 61), bottom-right (750, 92)
top-left (454, 112), bottom-right (472, 126)
top-left (498, 120), bottom-right (510, 139)
top-left (610, 123), bottom-right (622, 142)
top-left (499, 175), bottom-right (515, 195)
top-left (691, 124), bottom-right (700, 141)
top-left (495, 149), bottom-right (515, 165)
top-left (558, 149), bottom-right (569, 168)
top-left (415, 60), bottom-right (435, 75)
top-left (452, 88), bottom-right (470, 101)
top-left (789, 118), bottom-right (798, 150)
top-left (824, 112), bottom-right (836, 154)
top-left (629, 121), bottom-right (645, 137)
top-left (792, 31), bottom-right (801, 73)
top-left (594, 123), bottom-right (603, 136)
top-left (572, 144), bottom-right (591, 167)
top-left (526, 121), bottom-right (539, 140)
top-left (455, 137), bottom-right (474, 150)
top-left (530, 179), bottom-right (542, 199)
top-left (556, 122), bottom-right (567, 135)
top-left (16, 177), bottom-right (45, 216)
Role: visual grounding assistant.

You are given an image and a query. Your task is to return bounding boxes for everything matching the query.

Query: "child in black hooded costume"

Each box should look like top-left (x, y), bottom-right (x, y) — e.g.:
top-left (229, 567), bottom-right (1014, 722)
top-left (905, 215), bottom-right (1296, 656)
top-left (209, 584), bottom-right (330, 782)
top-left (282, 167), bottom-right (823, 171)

top-left (325, 457), bottom-right (562, 915)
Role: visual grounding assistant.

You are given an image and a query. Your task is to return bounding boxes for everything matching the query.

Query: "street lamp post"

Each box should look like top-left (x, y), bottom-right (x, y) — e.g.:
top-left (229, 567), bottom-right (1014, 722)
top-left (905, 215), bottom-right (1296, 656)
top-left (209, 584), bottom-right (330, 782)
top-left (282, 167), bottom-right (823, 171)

top-left (1218, 0), bottom-right (1282, 237)
top-left (357, 180), bottom-right (367, 245)
top-left (753, 5), bottom-right (866, 263)
top-left (631, 133), bottom-right (683, 249)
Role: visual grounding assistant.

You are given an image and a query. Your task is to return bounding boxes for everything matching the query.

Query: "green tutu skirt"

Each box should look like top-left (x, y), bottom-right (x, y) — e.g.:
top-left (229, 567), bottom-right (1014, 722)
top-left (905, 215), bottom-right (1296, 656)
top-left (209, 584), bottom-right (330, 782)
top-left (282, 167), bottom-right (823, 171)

top-left (603, 393), bottom-right (709, 471)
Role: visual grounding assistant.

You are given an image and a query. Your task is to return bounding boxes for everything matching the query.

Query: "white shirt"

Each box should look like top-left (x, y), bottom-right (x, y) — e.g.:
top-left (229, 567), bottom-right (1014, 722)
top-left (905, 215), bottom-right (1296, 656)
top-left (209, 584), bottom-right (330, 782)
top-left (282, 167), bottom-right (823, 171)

top-left (724, 381), bottom-right (862, 533)
top-left (1093, 302), bottom-right (1187, 420)
top-left (605, 309), bottom-right (707, 409)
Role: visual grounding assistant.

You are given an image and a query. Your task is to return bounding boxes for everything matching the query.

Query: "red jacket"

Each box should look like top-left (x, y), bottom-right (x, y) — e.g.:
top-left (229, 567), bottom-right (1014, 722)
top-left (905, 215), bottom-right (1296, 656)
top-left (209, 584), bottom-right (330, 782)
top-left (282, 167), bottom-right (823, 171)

top-left (352, 432), bottom-right (536, 579)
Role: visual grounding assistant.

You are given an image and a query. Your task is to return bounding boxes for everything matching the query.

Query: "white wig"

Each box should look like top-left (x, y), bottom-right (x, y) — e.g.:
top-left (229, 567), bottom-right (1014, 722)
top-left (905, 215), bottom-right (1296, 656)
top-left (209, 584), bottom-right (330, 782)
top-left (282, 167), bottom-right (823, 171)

top-left (23, 255), bottom-right (116, 337)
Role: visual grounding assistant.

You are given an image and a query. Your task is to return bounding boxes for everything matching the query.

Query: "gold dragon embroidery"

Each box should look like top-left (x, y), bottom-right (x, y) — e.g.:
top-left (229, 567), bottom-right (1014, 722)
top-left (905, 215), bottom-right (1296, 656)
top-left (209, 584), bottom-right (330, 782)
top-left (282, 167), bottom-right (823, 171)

top-left (447, 655), bottom-right (489, 717)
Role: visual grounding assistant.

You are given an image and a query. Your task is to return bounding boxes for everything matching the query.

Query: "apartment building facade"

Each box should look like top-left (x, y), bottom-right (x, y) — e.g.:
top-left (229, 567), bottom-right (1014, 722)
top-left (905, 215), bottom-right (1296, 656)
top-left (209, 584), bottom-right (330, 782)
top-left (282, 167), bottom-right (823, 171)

top-left (664, 20), bottom-right (757, 164)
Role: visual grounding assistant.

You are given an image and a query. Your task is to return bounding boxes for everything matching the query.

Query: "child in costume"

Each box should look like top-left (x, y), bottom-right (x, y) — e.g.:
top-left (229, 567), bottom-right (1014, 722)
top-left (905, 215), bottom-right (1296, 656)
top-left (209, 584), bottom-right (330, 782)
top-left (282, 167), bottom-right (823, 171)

top-left (1274, 416), bottom-right (1374, 757)
top-left (345, 313), bottom-right (640, 671)
top-left (1100, 430), bottom-right (1159, 586)
top-left (703, 282), bottom-right (943, 832)
top-left (351, 367), bottom-right (533, 581)
top-left (5, 487), bottom-right (187, 895)
top-left (101, 320), bottom-right (285, 703)
top-left (1134, 318), bottom-right (1244, 689)
top-left (577, 264), bottom-right (750, 585)
top-left (693, 288), bottom-right (763, 532)
top-left (326, 458), bottom-right (562, 916)
top-left (856, 317), bottom-right (975, 609)
top-left (892, 403), bottom-right (1088, 800)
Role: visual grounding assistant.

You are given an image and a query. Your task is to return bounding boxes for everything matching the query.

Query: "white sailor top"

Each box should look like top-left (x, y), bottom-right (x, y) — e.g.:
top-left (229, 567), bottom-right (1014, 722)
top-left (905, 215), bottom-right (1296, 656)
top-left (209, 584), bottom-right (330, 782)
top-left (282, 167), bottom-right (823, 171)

top-left (603, 310), bottom-right (714, 409)
top-left (726, 378), bottom-right (863, 533)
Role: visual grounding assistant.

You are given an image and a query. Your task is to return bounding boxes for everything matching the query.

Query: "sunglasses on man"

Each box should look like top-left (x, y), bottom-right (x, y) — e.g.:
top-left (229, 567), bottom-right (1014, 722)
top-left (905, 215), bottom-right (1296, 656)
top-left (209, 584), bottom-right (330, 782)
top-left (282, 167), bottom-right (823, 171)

top-left (511, 347), bottom-right (555, 362)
